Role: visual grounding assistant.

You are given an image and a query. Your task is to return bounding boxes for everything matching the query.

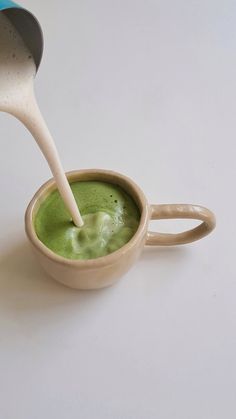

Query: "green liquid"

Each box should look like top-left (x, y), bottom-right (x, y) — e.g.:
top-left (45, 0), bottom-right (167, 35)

top-left (35, 181), bottom-right (140, 260)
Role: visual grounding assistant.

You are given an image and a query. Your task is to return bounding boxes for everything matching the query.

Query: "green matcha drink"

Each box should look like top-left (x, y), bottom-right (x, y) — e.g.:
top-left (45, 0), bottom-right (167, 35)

top-left (35, 181), bottom-right (140, 260)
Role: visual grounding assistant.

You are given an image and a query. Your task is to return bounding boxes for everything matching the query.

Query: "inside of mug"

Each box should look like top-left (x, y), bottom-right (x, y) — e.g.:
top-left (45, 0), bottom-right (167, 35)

top-left (32, 171), bottom-right (146, 222)
top-left (29, 170), bottom-right (148, 261)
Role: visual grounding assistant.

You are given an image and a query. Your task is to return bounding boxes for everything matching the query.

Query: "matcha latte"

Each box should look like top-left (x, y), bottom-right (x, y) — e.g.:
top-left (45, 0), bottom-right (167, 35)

top-left (35, 181), bottom-right (140, 260)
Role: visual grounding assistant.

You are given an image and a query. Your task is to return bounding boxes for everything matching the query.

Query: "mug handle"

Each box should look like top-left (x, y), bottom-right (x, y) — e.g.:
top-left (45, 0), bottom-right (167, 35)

top-left (146, 204), bottom-right (216, 246)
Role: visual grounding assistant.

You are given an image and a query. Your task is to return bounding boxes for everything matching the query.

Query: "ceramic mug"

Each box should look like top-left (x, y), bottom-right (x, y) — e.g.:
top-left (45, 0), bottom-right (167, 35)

top-left (25, 169), bottom-right (216, 290)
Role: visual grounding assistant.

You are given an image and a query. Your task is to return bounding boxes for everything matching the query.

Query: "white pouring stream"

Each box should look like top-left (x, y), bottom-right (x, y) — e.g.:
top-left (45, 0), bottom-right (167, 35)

top-left (0, 12), bottom-right (83, 227)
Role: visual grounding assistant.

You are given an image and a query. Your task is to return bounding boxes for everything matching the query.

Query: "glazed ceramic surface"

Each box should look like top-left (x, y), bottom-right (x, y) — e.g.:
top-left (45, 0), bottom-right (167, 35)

top-left (25, 169), bottom-right (216, 289)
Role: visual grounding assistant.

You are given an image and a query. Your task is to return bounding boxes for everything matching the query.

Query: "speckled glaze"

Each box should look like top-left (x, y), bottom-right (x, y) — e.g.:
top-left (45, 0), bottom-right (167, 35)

top-left (25, 169), bottom-right (216, 290)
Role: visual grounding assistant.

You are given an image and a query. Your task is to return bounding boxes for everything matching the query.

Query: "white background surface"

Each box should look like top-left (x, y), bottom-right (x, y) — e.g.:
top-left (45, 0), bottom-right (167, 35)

top-left (0, 0), bottom-right (235, 418)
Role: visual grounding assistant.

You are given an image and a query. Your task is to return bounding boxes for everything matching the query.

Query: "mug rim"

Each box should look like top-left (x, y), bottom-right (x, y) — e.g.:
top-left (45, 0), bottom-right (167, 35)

top-left (25, 169), bottom-right (149, 268)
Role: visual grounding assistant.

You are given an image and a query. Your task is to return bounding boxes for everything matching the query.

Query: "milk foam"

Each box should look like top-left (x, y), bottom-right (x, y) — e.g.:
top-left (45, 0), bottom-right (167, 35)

top-left (0, 13), bottom-right (36, 111)
top-left (0, 12), bottom-right (83, 226)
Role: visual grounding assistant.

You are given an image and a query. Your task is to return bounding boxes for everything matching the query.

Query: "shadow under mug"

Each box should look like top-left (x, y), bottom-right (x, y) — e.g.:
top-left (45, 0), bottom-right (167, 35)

top-left (25, 169), bottom-right (216, 290)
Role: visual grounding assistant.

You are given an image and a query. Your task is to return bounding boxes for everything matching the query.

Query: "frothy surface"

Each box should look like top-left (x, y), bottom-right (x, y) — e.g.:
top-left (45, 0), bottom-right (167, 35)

top-left (0, 12), bottom-right (36, 110)
top-left (35, 181), bottom-right (140, 260)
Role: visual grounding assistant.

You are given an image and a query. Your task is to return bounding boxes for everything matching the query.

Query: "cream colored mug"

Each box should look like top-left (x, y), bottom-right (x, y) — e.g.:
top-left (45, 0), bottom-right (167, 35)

top-left (25, 169), bottom-right (216, 289)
